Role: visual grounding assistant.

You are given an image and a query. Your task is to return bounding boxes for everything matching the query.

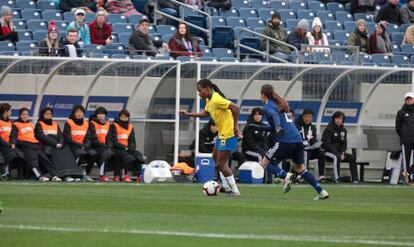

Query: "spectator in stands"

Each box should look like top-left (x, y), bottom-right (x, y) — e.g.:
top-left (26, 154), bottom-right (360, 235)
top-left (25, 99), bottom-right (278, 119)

top-left (400, 0), bottom-right (414, 24)
top-left (89, 10), bottom-right (112, 46)
top-left (129, 16), bottom-right (168, 57)
top-left (307, 17), bottom-right (330, 53)
top-left (369, 21), bottom-right (393, 54)
top-left (242, 108), bottom-right (270, 163)
top-left (60, 0), bottom-right (98, 13)
top-left (395, 92), bottom-right (414, 185)
top-left (105, 0), bottom-right (141, 16)
top-left (347, 19), bottom-right (370, 54)
top-left (144, 0), bottom-right (184, 25)
top-left (67, 8), bottom-right (91, 46)
top-left (350, 0), bottom-right (376, 14)
top-left (205, 0), bottom-right (231, 10)
top-left (375, 0), bottom-right (403, 25)
top-left (60, 29), bottom-right (82, 57)
top-left (39, 22), bottom-right (61, 57)
top-left (262, 12), bottom-right (291, 60)
top-left (168, 22), bottom-right (202, 59)
top-left (322, 111), bottom-right (358, 183)
top-left (296, 109), bottom-right (326, 182)
top-left (402, 22), bottom-right (414, 43)
top-left (0, 6), bottom-right (18, 43)
top-left (185, 0), bottom-right (204, 9)
top-left (287, 19), bottom-right (309, 51)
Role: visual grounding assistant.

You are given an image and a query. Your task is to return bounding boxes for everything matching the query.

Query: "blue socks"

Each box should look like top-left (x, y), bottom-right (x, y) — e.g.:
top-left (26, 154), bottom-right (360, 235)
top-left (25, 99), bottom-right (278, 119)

top-left (266, 161), bottom-right (287, 179)
top-left (301, 170), bottom-right (323, 193)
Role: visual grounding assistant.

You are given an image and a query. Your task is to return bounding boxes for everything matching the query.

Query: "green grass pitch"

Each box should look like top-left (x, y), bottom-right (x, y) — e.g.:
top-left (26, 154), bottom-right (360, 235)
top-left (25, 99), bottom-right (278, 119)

top-left (0, 182), bottom-right (413, 247)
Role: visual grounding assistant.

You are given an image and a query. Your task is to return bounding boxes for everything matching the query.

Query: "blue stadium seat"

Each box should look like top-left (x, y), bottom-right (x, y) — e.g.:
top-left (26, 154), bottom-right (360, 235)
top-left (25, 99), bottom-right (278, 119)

top-left (333, 31), bottom-right (351, 41)
top-left (112, 23), bottom-right (134, 34)
top-left (387, 24), bottom-right (400, 33)
top-left (401, 44), bottom-right (414, 55)
top-left (316, 11), bottom-right (335, 22)
top-left (231, 0), bottom-right (250, 9)
top-left (410, 56), bottom-right (414, 64)
top-left (16, 41), bottom-right (37, 52)
top-left (319, 60), bottom-right (336, 65)
top-left (226, 17), bottom-right (246, 28)
top-left (302, 52), bottom-right (316, 63)
top-left (240, 37), bottom-right (261, 56)
top-left (335, 11), bottom-right (353, 22)
top-left (42, 10), bottom-right (63, 21)
top-left (211, 16), bottom-right (226, 27)
top-left (107, 14), bottom-right (128, 24)
top-left (332, 52), bottom-right (352, 63)
top-left (246, 18), bottom-right (266, 28)
top-left (297, 10), bottom-right (315, 20)
top-left (258, 8), bottom-right (276, 21)
top-left (314, 52), bottom-right (332, 63)
top-left (325, 21), bottom-right (343, 30)
top-left (329, 39), bottom-right (342, 46)
top-left (392, 54), bottom-right (409, 66)
top-left (204, 6), bottom-right (219, 16)
top-left (0, 0), bottom-right (15, 8)
top-left (392, 43), bottom-right (401, 52)
top-left (33, 30), bottom-right (48, 42)
top-left (371, 54), bottom-right (391, 65)
top-left (17, 31), bottom-right (32, 41)
top-left (345, 2), bottom-right (351, 11)
top-left (202, 47), bottom-right (213, 57)
top-left (200, 56), bottom-right (218, 61)
top-left (180, 7), bottom-right (201, 17)
top-left (354, 13), bottom-right (373, 22)
top-left (21, 9), bottom-right (41, 20)
top-left (16, 0), bottom-right (36, 9)
top-left (219, 8), bottom-right (239, 18)
top-left (176, 56), bottom-right (191, 62)
top-left (157, 25), bottom-right (177, 36)
top-left (111, 54), bottom-right (130, 59)
top-left (270, 1), bottom-right (289, 10)
top-left (343, 21), bottom-right (356, 32)
top-left (366, 22), bottom-right (375, 33)
top-left (219, 57), bottom-right (239, 62)
top-left (27, 20), bottom-right (48, 31)
top-left (104, 43), bottom-right (126, 56)
top-left (14, 19), bottom-right (26, 31)
top-left (379, 63), bottom-right (397, 67)
top-left (250, 0), bottom-right (270, 9)
top-left (118, 33), bottom-right (130, 45)
top-left (37, 0), bottom-right (58, 10)
top-left (85, 13), bottom-right (95, 23)
top-left (83, 44), bottom-right (104, 55)
top-left (234, 27), bottom-right (254, 40)
top-left (279, 9), bottom-right (297, 20)
top-left (63, 12), bottom-right (75, 22)
top-left (0, 41), bottom-right (15, 52)
top-left (12, 9), bottom-right (20, 19)
top-left (184, 15), bottom-right (206, 38)
top-left (128, 14), bottom-right (147, 24)
top-left (53, 20), bottom-right (69, 31)
top-left (0, 51), bottom-right (21, 56)
top-left (212, 48), bottom-right (234, 57)
top-left (162, 34), bottom-right (173, 43)
top-left (238, 8), bottom-right (258, 18)
top-left (400, 24), bottom-right (410, 33)
top-left (285, 19), bottom-right (299, 30)
top-left (254, 27), bottom-right (265, 34)
top-left (212, 26), bottom-right (234, 48)
top-left (307, 1), bottom-right (326, 11)
top-left (326, 2), bottom-right (344, 11)
top-left (89, 53), bottom-right (109, 59)
top-left (391, 33), bottom-right (404, 44)
top-left (289, 1), bottom-right (308, 10)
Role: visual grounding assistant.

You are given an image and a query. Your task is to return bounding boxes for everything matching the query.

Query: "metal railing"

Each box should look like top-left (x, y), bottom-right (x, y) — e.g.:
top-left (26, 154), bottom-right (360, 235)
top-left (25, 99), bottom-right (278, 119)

top-left (153, 0), bottom-right (213, 47)
top-left (235, 28), bottom-right (299, 63)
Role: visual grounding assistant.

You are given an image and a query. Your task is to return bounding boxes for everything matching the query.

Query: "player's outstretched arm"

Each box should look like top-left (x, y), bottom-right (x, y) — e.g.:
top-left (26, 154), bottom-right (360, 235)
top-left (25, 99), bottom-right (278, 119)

top-left (179, 110), bottom-right (209, 118)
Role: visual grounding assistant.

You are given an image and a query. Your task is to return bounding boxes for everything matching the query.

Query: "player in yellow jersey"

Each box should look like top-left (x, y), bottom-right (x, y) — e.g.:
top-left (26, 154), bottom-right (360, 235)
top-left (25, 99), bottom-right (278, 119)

top-left (180, 79), bottom-right (241, 196)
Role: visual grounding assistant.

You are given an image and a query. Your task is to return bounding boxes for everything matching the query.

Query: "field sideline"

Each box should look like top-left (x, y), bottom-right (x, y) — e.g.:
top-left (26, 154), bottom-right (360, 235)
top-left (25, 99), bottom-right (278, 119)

top-left (0, 182), bottom-right (413, 247)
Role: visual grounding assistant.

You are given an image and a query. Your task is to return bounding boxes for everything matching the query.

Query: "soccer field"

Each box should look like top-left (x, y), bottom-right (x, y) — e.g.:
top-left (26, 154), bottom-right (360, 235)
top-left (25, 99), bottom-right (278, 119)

top-left (0, 182), bottom-right (413, 247)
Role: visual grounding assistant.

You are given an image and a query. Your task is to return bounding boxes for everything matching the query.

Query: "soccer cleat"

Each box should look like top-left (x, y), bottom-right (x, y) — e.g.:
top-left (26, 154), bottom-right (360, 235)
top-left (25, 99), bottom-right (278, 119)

top-left (283, 172), bottom-right (294, 193)
top-left (314, 189), bottom-right (329, 200)
top-left (51, 176), bottom-right (62, 182)
top-left (64, 177), bottom-right (75, 182)
top-left (113, 176), bottom-right (120, 182)
top-left (402, 171), bottom-right (411, 185)
top-left (82, 175), bottom-right (94, 182)
top-left (219, 186), bottom-right (231, 193)
top-left (123, 175), bottom-right (131, 183)
top-left (38, 176), bottom-right (50, 182)
top-left (74, 178), bottom-right (82, 182)
top-left (99, 175), bottom-right (110, 182)
top-left (225, 191), bottom-right (241, 197)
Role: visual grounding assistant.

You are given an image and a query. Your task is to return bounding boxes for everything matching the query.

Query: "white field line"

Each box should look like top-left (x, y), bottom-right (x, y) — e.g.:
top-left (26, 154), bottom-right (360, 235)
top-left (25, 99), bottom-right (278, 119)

top-left (0, 224), bottom-right (413, 246)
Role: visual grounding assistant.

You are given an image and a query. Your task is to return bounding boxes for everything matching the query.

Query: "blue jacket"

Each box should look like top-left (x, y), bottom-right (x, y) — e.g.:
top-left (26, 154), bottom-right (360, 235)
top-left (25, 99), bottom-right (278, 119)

top-left (263, 100), bottom-right (302, 143)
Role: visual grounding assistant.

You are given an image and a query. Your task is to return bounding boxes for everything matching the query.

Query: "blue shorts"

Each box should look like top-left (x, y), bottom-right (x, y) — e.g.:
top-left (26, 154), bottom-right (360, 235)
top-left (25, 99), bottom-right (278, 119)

top-left (265, 142), bottom-right (304, 165)
top-left (215, 136), bottom-right (238, 152)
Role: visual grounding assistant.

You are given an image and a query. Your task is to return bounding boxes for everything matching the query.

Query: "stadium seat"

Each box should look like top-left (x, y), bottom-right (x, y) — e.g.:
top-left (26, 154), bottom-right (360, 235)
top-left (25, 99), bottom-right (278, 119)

top-left (0, 0), bottom-right (15, 8)
top-left (231, 0), bottom-right (250, 9)
top-left (344, 21), bottom-right (356, 32)
top-left (366, 22), bottom-right (375, 32)
top-left (289, 1), bottom-right (308, 10)
top-left (285, 19), bottom-right (299, 30)
top-left (240, 37), bottom-right (262, 56)
top-left (354, 13), bottom-right (373, 22)
top-left (234, 27), bottom-right (254, 40)
top-left (16, 0), bottom-right (36, 9)
top-left (400, 23), bottom-right (410, 33)
top-left (42, 10), bottom-right (63, 21)
top-left (156, 25), bottom-right (177, 36)
top-left (319, 60), bottom-right (336, 65)
top-left (219, 8), bottom-right (239, 18)
top-left (391, 33), bottom-right (404, 44)
top-left (162, 34), bottom-right (173, 43)
top-left (326, 2), bottom-right (344, 11)
top-left (212, 48), bottom-right (234, 58)
top-left (387, 24), bottom-right (400, 33)
top-left (379, 63), bottom-right (397, 67)
top-left (14, 19), bottom-right (26, 31)
top-left (250, 0), bottom-right (270, 9)
top-left (16, 41), bottom-right (37, 53)
top-left (254, 27), bottom-right (265, 34)
top-left (246, 18), bottom-right (265, 29)
top-left (17, 31), bottom-right (33, 41)
top-left (200, 56), bottom-right (218, 61)
top-left (33, 30), bottom-right (48, 42)
top-left (335, 11), bottom-right (354, 22)
top-left (345, 2), bottom-right (351, 11)
top-left (185, 15), bottom-right (207, 38)
top-left (0, 51), bottom-right (21, 56)
top-left (83, 44), bottom-right (104, 56)
top-left (279, 9), bottom-right (297, 20)
top-left (112, 23), bottom-right (134, 35)
top-left (371, 54), bottom-right (391, 65)
top-left (63, 11), bottom-right (75, 22)
top-left (111, 54), bottom-right (130, 59)
top-left (128, 14), bottom-right (147, 24)
top-left (392, 54), bottom-right (409, 66)
top-left (53, 20), bottom-right (69, 30)
top-left (410, 56), bottom-right (414, 64)
top-left (27, 20), bottom-right (48, 32)
top-left (0, 41), bottom-right (15, 52)
top-left (307, 1), bottom-right (326, 11)
top-left (107, 14), bottom-right (128, 24)
top-left (118, 33), bottom-right (130, 45)
top-left (89, 53), bottom-right (109, 59)
top-left (297, 10), bottom-right (315, 20)
top-left (219, 57), bottom-right (239, 62)
top-left (180, 7), bottom-right (201, 17)
top-left (314, 52), bottom-right (332, 63)
top-left (104, 43), bottom-right (126, 56)
top-left (332, 52), bottom-right (352, 64)
top-left (226, 17), bottom-right (247, 28)
top-left (270, 1), bottom-right (289, 10)
top-left (212, 26), bottom-right (234, 48)
top-left (211, 16), bottom-right (226, 27)
top-left (325, 21), bottom-right (343, 30)
top-left (333, 31), bottom-right (350, 41)
top-left (392, 43), bottom-right (401, 52)
top-left (202, 47), bottom-right (213, 57)
top-left (316, 11), bottom-right (335, 22)
top-left (37, 0), bottom-right (58, 10)
top-left (21, 9), bottom-right (41, 20)
top-left (12, 9), bottom-right (20, 19)
top-left (238, 8), bottom-right (258, 18)
top-left (302, 52), bottom-right (316, 63)
top-left (176, 56), bottom-right (191, 62)
top-left (400, 44), bottom-right (414, 55)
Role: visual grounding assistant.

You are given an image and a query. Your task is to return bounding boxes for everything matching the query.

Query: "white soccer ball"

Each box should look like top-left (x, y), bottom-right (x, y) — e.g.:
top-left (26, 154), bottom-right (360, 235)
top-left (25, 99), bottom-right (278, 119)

top-left (202, 180), bottom-right (219, 196)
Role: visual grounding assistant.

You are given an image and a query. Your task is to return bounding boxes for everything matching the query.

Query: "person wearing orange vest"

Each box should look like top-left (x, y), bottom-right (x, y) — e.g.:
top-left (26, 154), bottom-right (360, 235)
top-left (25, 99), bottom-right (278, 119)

top-left (0, 103), bottom-right (25, 180)
top-left (89, 106), bottom-right (116, 182)
top-left (35, 107), bottom-right (82, 182)
top-left (108, 109), bottom-right (144, 183)
top-left (63, 105), bottom-right (97, 182)
top-left (11, 107), bottom-right (61, 182)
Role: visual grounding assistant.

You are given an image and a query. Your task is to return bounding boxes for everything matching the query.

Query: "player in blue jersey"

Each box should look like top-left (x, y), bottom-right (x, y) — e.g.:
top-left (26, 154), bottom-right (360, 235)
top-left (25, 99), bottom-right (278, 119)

top-left (260, 84), bottom-right (329, 200)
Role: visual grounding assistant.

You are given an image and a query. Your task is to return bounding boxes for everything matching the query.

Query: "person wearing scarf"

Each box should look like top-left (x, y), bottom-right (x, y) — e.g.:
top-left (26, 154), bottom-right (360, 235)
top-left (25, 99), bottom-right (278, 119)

top-left (38, 22), bottom-right (61, 56)
top-left (108, 109), bottom-right (144, 182)
top-left (35, 107), bottom-right (81, 182)
top-left (63, 105), bottom-right (97, 182)
top-left (11, 108), bottom-right (61, 182)
top-left (0, 6), bottom-right (18, 43)
top-left (0, 103), bottom-right (25, 180)
top-left (369, 21), bottom-right (392, 54)
top-left (168, 22), bottom-right (202, 59)
top-left (347, 19), bottom-right (370, 54)
top-left (400, 0), bottom-right (414, 24)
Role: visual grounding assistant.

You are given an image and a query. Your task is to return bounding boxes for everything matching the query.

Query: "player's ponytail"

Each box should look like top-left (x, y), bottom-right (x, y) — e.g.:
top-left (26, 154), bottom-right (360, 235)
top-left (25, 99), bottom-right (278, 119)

top-left (261, 84), bottom-right (290, 113)
top-left (197, 79), bottom-right (226, 99)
